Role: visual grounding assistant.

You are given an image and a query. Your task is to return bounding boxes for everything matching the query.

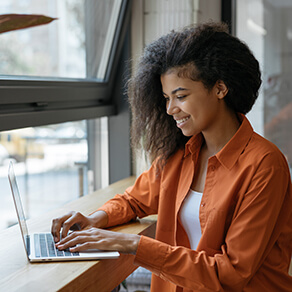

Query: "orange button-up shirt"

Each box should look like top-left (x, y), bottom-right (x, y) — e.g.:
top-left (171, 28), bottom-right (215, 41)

top-left (99, 116), bottom-right (292, 291)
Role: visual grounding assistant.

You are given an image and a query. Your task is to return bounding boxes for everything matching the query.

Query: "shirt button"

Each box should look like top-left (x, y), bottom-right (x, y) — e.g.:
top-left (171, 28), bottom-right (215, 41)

top-left (209, 165), bottom-right (216, 171)
top-left (201, 202), bottom-right (206, 207)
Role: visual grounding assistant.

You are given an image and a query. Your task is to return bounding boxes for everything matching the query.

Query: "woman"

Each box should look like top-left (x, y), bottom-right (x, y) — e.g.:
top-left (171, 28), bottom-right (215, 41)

top-left (51, 22), bottom-right (292, 291)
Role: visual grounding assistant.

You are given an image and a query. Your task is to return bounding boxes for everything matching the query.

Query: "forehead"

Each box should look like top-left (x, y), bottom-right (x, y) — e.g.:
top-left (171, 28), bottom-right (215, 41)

top-left (160, 64), bottom-right (199, 90)
top-left (160, 71), bottom-right (203, 94)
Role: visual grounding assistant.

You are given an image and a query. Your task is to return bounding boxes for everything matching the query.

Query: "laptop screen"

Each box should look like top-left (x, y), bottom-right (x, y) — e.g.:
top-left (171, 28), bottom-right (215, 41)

top-left (8, 162), bottom-right (30, 257)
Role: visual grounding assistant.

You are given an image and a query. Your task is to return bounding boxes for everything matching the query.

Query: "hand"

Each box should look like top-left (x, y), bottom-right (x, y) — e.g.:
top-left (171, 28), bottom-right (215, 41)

top-left (51, 210), bottom-right (108, 243)
top-left (55, 227), bottom-right (140, 255)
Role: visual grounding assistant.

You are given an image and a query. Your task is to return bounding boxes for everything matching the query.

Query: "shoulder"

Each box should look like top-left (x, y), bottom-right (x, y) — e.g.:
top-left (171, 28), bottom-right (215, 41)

top-left (144, 148), bottom-right (185, 180)
top-left (159, 148), bottom-right (185, 171)
top-left (245, 132), bottom-right (290, 171)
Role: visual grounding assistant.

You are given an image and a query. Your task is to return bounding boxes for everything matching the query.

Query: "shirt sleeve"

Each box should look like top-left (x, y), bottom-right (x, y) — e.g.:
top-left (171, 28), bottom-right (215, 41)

top-left (134, 156), bottom-right (292, 291)
top-left (219, 163), bottom-right (291, 288)
top-left (97, 159), bottom-right (161, 227)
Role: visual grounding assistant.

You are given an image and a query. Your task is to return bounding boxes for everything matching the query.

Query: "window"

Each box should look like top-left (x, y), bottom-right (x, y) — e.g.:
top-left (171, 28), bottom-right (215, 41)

top-left (0, 0), bottom-right (131, 230)
top-left (0, 0), bottom-right (123, 80)
top-left (235, 0), bottom-right (292, 174)
top-left (0, 0), bottom-right (131, 130)
top-left (1, 120), bottom-right (88, 230)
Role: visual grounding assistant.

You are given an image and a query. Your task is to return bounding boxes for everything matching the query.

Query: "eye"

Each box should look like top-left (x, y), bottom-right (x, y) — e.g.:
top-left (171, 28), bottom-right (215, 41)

top-left (177, 95), bottom-right (186, 100)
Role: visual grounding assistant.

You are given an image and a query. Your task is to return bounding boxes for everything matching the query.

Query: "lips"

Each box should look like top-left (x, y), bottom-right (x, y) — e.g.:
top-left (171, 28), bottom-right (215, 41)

top-left (175, 116), bottom-right (190, 124)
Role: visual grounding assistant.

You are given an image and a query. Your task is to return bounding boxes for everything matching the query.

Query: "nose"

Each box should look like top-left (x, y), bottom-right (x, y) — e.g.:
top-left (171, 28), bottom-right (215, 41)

top-left (166, 99), bottom-right (180, 116)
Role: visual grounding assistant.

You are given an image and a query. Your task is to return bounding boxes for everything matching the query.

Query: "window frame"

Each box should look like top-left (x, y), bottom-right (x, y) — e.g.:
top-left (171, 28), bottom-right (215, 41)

top-left (221, 0), bottom-right (236, 34)
top-left (0, 0), bottom-right (132, 132)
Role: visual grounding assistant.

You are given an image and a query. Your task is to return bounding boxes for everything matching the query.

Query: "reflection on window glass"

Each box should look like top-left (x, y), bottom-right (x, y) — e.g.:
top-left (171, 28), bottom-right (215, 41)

top-left (236, 0), bottom-right (292, 174)
top-left (0, 0), bottom-right (122, 80)
top-left (0, 120), bottom-right (88, 230)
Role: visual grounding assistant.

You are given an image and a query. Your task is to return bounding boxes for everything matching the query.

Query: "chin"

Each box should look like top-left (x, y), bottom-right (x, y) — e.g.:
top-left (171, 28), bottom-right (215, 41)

top-left (181, 131), bottom-right (196, 137)
top-left (181, 128), bottom-right (199, 137)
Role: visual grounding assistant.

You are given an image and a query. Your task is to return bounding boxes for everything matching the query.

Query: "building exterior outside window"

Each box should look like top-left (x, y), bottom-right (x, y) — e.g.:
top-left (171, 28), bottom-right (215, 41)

top-left (236, 0), bottom-right (292, 175)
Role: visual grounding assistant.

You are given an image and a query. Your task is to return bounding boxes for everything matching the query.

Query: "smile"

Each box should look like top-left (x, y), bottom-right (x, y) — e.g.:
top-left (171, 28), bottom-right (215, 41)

top-left (176, 116), bottom-right (190, 124)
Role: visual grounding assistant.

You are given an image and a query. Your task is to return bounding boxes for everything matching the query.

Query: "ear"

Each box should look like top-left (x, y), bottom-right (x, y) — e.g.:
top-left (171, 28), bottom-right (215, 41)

top-left (215, 80), bottom-right (228, 100)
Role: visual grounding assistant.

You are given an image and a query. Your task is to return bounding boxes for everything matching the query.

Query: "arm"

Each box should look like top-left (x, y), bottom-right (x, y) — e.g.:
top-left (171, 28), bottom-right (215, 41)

top-left (56, 227), bottom-right (141, 254)
top-left (97, 160), bottom-right (161, 228)
top-left (52, 159), bottom-right (161, 246)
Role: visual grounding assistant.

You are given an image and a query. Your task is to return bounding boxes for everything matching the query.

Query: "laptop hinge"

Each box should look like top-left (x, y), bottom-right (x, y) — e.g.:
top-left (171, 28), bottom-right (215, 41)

top-left (25, 235), bottom-right (31, 256)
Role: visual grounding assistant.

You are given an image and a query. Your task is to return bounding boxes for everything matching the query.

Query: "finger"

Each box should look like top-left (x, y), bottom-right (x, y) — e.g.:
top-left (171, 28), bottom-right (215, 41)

top-left (57, 229), bottom-right (90, 245)
top-left (61, 213), bottom-right (83, 240)
top-left (51, 213), bottom-right (74, 242)
top-left (69, 242), bottom-right (101, 253)
top-left (56, 230), bottom-right (79, 246)
top-left (59, 230), bottom-right (118, 252)
top-left (57, 234), bottom-right (90, 250)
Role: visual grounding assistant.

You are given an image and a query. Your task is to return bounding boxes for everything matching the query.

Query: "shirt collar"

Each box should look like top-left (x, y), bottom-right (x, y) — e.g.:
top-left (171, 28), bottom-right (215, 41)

top-left (184, 133), bottom-right (204, 158)
top-left (184, 114), bottom-right (254, 170)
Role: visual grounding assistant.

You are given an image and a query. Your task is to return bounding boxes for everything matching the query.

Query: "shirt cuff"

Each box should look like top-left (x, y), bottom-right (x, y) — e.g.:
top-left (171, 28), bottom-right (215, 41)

top-left (134, 235), bottom-right (169, 276)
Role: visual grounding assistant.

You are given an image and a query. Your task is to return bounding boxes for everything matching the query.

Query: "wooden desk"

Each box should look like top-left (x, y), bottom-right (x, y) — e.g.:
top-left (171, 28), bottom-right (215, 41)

top-left (0, 176), bottom-right (157, 292)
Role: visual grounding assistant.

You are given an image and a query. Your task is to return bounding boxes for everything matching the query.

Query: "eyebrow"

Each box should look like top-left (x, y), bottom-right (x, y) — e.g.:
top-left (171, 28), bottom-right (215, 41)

top-left (163, 87), bottom-right (188, 96)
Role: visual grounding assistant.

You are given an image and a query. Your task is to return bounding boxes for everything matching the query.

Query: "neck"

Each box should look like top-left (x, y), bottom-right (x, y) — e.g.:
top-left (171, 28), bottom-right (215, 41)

top-left (202, 110), bottom-right (241, 156)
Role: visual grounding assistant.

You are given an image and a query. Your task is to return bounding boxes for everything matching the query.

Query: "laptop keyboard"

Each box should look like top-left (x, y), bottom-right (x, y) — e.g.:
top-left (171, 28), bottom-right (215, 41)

top-left (34, 233), bottom-right (79, 258)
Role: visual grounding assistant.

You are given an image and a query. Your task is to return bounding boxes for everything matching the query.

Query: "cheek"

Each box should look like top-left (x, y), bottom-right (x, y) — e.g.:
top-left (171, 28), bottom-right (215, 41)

top-left (188, 101), bottom-right (215, 122)
top-left (198, 96), bottom-right (218, 113)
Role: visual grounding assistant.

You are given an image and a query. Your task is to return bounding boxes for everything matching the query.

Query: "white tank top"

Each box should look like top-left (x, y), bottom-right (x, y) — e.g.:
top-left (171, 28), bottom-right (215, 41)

top-left (179, 189), bottom-right (203, 250)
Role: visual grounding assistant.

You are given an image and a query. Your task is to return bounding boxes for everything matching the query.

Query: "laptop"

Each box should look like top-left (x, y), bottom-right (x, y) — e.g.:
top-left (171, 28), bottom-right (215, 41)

top-left (8, 161), bottom-right (120, 262)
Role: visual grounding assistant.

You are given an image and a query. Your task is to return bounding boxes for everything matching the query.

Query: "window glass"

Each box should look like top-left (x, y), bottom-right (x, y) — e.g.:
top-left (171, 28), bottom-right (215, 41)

top-left (0, 120), bottom-right (88, 230)
top-left (236, 0), bottom-right (292, 174)
top-left (0, 0), bottom-right (122, 80)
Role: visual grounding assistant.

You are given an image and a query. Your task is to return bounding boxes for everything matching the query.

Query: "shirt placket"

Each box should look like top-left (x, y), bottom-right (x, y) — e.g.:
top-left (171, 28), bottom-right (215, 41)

top-left (199, 156), bottom-right (217, 231)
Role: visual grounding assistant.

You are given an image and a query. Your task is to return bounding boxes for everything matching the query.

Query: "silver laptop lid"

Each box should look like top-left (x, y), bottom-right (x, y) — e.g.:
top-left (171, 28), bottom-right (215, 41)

top-left (8, 161), bottom-right (30, 259)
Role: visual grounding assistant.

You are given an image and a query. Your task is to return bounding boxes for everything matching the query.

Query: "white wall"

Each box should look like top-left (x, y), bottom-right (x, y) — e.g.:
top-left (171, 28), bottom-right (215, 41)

top-left (132, 0), bottom-right (221, 55)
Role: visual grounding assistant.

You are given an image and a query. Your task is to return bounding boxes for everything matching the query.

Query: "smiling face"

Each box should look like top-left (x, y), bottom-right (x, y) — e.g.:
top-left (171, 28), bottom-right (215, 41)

top-left (161, 70), bottom-right (228, 137)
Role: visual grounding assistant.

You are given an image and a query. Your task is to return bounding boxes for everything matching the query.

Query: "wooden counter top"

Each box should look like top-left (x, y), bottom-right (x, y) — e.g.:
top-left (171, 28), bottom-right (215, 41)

top-left (0, 176), bottom-right (157, 292)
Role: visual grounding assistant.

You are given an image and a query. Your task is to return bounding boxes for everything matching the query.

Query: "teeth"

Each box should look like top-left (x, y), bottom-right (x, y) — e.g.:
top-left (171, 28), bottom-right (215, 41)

top-left (176, 116), bottom-right (190, 124)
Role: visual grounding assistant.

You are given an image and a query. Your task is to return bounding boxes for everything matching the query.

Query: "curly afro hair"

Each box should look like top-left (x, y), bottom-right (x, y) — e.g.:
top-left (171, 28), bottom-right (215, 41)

top-left (128, 22), bottom-right (262, 165)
